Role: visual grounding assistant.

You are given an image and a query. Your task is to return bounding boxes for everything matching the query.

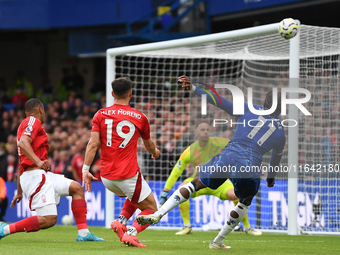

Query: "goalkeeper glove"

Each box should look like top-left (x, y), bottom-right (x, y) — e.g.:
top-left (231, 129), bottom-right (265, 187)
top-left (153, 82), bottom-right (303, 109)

top-left (159, 191), bottom-right (169, 207)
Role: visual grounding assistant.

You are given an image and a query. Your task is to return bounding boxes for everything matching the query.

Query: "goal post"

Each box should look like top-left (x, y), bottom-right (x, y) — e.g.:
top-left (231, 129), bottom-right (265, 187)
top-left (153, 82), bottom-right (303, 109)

top-left (105, 22), bottom-right (340, 234)
top-left (105, 54), bottom-right (115, 228)
top-left (287, 21), bottom-right (300, 235)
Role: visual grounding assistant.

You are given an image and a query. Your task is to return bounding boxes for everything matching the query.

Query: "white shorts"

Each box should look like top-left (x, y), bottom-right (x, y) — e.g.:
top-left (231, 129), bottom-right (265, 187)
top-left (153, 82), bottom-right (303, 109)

top-left (101, 172), bottom-right (151, 204)
top-left (20, 170), bottom-right (73, 215)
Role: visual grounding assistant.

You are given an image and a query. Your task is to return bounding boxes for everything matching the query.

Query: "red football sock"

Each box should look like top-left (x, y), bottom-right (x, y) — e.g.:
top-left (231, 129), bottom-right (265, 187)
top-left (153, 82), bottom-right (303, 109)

top-left (9, 216), bottom-right (40, 234)
top-left (131, 209), bottom-right (154, 233)
top-left (72, 199), bottom-right (88, 230)
top-left (120, 198), bottom-right (137, 220)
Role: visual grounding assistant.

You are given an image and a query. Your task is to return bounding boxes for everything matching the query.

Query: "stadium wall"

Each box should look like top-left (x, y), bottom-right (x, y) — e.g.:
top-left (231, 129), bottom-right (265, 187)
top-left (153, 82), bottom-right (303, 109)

top-left (0, 0), bottom-right (152, 29)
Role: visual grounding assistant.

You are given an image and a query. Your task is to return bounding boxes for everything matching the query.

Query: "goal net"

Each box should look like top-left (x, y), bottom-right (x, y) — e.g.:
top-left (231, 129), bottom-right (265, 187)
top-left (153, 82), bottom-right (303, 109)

top-left (106, 23), bottom-right (340, 234)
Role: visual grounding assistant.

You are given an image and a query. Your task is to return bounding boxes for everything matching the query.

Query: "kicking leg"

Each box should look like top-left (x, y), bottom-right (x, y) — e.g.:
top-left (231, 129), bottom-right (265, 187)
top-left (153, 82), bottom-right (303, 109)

top-left (136, 175), bottom-right (206, 225)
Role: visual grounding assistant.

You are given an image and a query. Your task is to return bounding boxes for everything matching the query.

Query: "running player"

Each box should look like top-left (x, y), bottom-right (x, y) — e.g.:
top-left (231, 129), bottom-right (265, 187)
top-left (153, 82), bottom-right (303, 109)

top-left (159, 121), bottom-right (261, 235)
top-left (82, 77), bottom-right (160, 247)
top-left (137, 75), bottom-right (285, 249)
top-left (0, 98), bottom-right (103, 242)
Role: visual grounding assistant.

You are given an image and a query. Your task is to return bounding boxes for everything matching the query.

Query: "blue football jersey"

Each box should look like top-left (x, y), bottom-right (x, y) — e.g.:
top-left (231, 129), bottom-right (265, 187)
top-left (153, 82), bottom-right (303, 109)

top-left (194, 86), bottom-right (286, 164)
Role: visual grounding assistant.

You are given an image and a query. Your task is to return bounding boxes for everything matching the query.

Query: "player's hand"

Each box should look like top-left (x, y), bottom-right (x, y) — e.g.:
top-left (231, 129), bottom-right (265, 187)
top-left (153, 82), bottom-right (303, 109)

top-left (158, 191), bottom-right (169, 207)
top-left (178, 75), bottom-right (192, 90)
top-left (37, 160), bottom-right (51, 171)
top-left (266, 178), bottom-right (275, 187)
top-left (11, 193), bottom-right (23, 208)
top-left (152, 148), bottom-right (161, 159)
top-left (82, 172), bottom-right (98, 192)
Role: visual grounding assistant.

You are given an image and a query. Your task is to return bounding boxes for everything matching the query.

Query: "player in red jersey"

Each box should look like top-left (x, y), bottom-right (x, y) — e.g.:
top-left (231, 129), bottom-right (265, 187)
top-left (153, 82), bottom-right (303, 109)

top-left (82, 77), bottom-right (160, 247)
top-left (0, 98), bottom-right (103, 242)
top-left (70, 141), bottom-right (85, 181)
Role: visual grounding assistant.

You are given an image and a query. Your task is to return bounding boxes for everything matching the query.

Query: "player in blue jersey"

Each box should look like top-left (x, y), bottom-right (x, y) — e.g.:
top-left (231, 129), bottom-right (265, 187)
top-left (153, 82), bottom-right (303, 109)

top-left (137, 75), bottom-right (286, 249)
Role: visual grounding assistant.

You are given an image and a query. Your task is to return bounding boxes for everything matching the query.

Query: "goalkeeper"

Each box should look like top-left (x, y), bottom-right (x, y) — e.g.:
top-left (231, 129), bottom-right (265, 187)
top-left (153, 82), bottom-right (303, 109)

top-left (159, 121), bottom-right (262, 236)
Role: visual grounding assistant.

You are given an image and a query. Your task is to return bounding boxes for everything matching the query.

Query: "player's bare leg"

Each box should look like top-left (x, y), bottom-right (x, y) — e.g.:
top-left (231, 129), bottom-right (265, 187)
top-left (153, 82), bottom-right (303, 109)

top-left (121, 193), bottom-right (157, 247)
top-left (210, 196), bottom-right (253, 249)
top-left (69, 181), bottom-right (104, 241)
top-left (36, 215), bottom-right (58, 228)
top-left (136, 175), bottom-right (206, 225)
top-left (0, 213), bottom-right (57, 241)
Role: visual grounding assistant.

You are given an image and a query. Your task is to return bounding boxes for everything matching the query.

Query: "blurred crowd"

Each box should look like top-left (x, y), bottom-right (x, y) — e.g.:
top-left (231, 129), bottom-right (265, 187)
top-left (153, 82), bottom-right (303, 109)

top-left (0, 71), bottom-right (216, 183)
top-left (1, 66), bottom-right (339, 184)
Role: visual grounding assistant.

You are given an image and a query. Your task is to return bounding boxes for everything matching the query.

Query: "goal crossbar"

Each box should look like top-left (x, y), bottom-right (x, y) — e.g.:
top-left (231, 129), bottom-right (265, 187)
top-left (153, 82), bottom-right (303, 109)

top-left (106, 23), bottom-right (279, 56)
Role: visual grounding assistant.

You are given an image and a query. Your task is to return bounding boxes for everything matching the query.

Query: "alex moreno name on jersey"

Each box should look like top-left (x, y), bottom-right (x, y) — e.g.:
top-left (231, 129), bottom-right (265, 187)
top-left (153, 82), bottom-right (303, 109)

top-left (100, 109), bottom-right (142, 119)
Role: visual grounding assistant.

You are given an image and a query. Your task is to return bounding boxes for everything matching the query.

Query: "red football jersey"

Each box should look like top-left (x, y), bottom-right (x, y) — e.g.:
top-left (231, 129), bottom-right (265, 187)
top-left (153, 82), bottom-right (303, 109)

top-left (17, 116), bottom-right (49, 174)
top-left (92, 104), bottom-right (150, 180)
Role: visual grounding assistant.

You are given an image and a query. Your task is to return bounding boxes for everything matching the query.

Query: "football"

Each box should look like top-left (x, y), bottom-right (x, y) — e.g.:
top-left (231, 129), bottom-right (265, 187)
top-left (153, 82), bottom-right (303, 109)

top-left (278, 18), bottom-right (299, 39)
top-left (61, 215), bottom-right (74, 225)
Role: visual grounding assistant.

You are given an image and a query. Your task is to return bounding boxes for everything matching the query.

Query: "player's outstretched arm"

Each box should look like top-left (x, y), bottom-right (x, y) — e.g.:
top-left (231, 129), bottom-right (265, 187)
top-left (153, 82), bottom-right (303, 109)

top-left (179, 75), bottom-right (235, 116)
top-left (142, 138), bottom-right (160, 159)
top-left (82, 132), bottom-right (100, 192)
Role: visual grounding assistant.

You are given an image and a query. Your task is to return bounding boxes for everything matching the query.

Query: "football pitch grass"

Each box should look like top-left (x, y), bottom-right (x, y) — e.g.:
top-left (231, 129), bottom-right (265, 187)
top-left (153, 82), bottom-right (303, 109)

top-left (0, 226), bottom-right (339, 255)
